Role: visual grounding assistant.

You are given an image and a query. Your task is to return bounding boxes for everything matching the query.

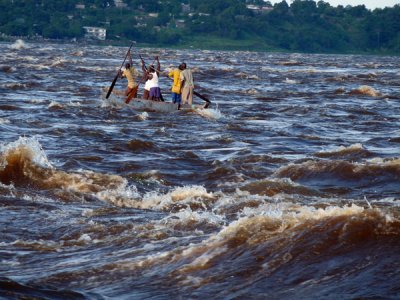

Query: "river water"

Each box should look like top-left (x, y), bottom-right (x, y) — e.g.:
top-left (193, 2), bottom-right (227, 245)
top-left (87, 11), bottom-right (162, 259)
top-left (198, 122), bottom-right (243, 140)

top-left (1, 40), bottom-right (400, 299)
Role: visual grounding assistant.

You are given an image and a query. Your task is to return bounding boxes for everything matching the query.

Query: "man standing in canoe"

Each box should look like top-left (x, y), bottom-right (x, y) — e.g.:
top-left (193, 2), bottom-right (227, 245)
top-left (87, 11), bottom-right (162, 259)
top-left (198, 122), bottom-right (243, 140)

top-left (180, 62), bottom-right (194, 106)
top-left (142, 56), bottom-right (162, 101)
top-left (168, 63), bottom-right (184, 108)
top-left (120, 62), bottom-right (139, 99)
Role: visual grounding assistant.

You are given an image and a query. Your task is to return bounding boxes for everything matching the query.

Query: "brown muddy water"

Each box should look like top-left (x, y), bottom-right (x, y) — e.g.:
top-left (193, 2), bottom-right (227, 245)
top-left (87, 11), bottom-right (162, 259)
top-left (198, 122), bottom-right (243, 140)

top-left (0, 40), bottom-right (400, 299)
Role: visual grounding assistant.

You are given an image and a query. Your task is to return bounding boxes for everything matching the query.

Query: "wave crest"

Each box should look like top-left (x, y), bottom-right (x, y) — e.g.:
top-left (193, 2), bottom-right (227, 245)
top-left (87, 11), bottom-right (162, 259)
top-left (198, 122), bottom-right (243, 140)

top-left (274, 158), bottom-right (400, 181)
top-left (349, 85), bottom-right (381, 97)
top-left (0, 137), bottom-right (134, 204)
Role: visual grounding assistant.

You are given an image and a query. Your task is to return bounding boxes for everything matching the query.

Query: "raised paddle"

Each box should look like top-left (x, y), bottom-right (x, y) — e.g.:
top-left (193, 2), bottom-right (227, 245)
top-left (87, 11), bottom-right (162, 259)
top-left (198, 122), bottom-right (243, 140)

top-left (106, 42), bottom-right (135, 99)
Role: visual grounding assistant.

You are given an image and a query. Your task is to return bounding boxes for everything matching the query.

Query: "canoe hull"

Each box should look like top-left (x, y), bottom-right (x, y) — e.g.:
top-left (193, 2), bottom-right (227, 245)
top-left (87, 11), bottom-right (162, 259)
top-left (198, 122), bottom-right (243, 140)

top-left (102, 88), bottom-right (202, 113)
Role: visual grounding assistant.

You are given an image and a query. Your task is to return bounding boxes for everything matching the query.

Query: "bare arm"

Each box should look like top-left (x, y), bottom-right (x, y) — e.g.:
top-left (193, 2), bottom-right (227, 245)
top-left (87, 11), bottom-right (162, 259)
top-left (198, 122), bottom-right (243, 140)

top-left (155, 56), bottom-right (160, 75)
top-left (141, 58), bottom-right (147, 73)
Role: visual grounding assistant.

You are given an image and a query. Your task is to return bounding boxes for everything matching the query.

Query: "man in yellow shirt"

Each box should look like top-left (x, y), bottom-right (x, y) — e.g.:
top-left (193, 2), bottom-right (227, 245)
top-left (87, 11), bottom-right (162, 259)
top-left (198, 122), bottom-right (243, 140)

top-left (120, 63), bottom-right (139, 99)
top-left (168, 64), bottom-right (184, 108)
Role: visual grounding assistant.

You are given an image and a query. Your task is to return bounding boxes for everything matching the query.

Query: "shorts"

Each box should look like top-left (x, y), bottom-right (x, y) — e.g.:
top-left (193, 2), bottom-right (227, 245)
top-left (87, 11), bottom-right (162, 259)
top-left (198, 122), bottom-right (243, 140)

top-left (149, 87), bottom-right (161, 98)
top-left (172, 92), bottom-right (181, 104)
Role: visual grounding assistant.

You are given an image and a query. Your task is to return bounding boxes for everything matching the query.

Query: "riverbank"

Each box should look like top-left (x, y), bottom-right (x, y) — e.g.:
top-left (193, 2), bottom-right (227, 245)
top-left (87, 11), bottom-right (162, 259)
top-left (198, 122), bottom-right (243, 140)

top-left (2, 35), bottom-right (399, 56)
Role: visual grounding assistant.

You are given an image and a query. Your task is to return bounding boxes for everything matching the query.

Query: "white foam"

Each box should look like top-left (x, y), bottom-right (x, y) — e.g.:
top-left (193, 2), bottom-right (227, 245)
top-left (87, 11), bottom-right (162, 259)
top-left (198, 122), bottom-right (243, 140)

top-left (371, 198), bottom-right (400, 206)
top-left (352, 85), bottom-right (381, 97)
top-left (50, 58), bottom-right (67, 67)
top-left (24, 63), bottom-right (50, 70)
top-left (22, 194), bottom-right (57, 204)
top-left (1, 258), bottom-right (20, 266)
top-left (67, 101), bottom-right (82, 107)
top-left (30, 99), bottom-right (45, 104)
top-left (366, 157), bottom-right (400, 166)
top-left (2, 83), bottom-right (27, 89)
top-left (195, 107), bottom-right (223, 120)
top-left (9, 39), bottom-right (27, 50)
top-left (241, 202), bottom-right (285, 219)
top-left (48, 101), bottom-right (64, 109)
top-left (336, 143), bottom-right (364, 152)
top-left (95, 180), bottom-right (142, 207)
top-left (0, 136), bottom-right (53, 169)
top-left (140, 185), bottom-right (213, 210)
top-left (318, 143), bottom-right (364, 155)
top-left (82, 208), bottom-right (94, 217)
top-left (285, 78), bottom-right (298, 84)
top-left (71, 50), bottom-right (84, 56)
top-left (78, 234), bottom-right (92, 243)
top-left (245, 88), bottom-right (259, 94)
top-left (161, 208), bottom-right (225, 227)
top-left (157, 126), bottom-right (166, 133)
top-left (137, 112), bottom-right (149, 121)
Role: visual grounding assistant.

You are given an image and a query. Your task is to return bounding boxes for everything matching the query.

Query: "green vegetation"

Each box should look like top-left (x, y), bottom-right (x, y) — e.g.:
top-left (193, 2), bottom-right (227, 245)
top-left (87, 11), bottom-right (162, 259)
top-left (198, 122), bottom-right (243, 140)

top-left (0, 0), bottom-right (399, 54)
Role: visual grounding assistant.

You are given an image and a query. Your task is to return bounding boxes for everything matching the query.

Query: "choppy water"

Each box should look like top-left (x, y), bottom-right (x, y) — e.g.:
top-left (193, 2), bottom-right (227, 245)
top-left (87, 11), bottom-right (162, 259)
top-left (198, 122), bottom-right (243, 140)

top-left (1, 40), bottom-right (400, 299)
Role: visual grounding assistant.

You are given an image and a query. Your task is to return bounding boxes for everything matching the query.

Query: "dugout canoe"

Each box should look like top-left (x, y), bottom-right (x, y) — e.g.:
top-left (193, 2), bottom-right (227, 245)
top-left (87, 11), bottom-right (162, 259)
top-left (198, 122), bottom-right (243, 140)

top-left (102, 88), bottom-right (205, 113)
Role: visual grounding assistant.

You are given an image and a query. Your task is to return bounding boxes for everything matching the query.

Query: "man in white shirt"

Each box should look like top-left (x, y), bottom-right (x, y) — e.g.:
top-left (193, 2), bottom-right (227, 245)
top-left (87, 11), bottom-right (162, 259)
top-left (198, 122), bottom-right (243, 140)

top-left (142, 56), bottom-right (161, 101)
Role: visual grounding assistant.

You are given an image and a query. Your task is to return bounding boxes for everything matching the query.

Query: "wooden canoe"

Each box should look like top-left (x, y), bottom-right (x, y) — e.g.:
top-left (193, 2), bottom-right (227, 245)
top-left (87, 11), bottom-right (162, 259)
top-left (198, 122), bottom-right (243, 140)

top-left (102, 88), bottom-right (205, 113)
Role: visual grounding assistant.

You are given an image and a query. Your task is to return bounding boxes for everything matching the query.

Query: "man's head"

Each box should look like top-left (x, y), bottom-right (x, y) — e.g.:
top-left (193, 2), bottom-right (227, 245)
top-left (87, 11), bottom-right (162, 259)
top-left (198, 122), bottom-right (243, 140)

top-left (125, 63), bottom-right (130, 69)
top-left (181, 62), bottom-right (187, 70)
top-left (149, 65), bottom-right (155, 72)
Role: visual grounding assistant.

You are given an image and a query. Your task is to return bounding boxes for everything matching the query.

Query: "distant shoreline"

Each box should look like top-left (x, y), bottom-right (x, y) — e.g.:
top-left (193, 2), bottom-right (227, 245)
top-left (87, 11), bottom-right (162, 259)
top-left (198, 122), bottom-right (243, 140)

top-left (2, 35), bottom-right (398, 57)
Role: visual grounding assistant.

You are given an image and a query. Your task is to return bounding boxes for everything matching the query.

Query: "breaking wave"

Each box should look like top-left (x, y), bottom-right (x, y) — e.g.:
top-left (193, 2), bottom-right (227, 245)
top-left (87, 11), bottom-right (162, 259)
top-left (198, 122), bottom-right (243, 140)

top-left (273, 156), bottom-right (400, 193)
top-left (314, 143), bottom-right (373, 159)
top-left (0, 137), bottom-right (137, 204)
top-left (38, 202), bottom-right (400, 299)
top-left (0, 137), bottom-right (215, 211)
top-left (9, 39), bottom-right (27, 50)
top-left (349, 85), bottom-right (381, 97)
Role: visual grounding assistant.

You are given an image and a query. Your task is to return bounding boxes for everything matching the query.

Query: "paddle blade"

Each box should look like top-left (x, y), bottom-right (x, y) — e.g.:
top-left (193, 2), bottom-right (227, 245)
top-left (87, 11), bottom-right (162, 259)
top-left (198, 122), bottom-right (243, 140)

top-left (106, 73), bottom-right (119, 99)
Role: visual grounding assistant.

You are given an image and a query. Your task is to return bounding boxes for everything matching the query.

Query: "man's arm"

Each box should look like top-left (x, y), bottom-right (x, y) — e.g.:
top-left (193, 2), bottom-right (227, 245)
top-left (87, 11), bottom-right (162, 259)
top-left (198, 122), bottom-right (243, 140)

top-left (141, 59), bottom-right (147, 73)
top-left (180, 71), bottom-right (186, 89)
top-left (155, 56), bottom-right (160, 74)
top-left (119, 69), bottom-right (125, 78)
top-left (180, 73), bottom-right (186, 93)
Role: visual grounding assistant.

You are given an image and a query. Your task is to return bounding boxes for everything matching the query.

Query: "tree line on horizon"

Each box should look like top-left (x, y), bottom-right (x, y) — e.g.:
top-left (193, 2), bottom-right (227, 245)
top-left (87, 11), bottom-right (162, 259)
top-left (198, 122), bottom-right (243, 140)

top-left (0, 0), bottom-right (399, 53)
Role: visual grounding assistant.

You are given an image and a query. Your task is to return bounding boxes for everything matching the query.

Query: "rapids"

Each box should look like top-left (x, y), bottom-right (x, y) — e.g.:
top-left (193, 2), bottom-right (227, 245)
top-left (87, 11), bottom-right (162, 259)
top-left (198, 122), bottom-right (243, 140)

top-left (1, 41), bottom-right (400, 299)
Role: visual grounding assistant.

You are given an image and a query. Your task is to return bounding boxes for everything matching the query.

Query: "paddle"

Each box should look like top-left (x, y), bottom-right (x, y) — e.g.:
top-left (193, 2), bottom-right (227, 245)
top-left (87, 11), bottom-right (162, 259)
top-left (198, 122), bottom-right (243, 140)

top-left (193, 90), bottom-right (211, 108)
top-left (105, 42), bottom-right (135, 99)
top-left (125, 73), bottom-right (146, 104)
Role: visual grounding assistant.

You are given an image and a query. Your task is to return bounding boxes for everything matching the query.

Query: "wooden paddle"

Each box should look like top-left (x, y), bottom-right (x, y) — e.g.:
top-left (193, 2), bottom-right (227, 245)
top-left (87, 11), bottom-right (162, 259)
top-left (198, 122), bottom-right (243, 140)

top-left (105, 42), bottom-right (135, 99)
top-left (125, 74), bottom-right (146, 104)
top-left (125, 85), bottom-right (139, 104)
top-left (193, 90), bottom-right (211, 108)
